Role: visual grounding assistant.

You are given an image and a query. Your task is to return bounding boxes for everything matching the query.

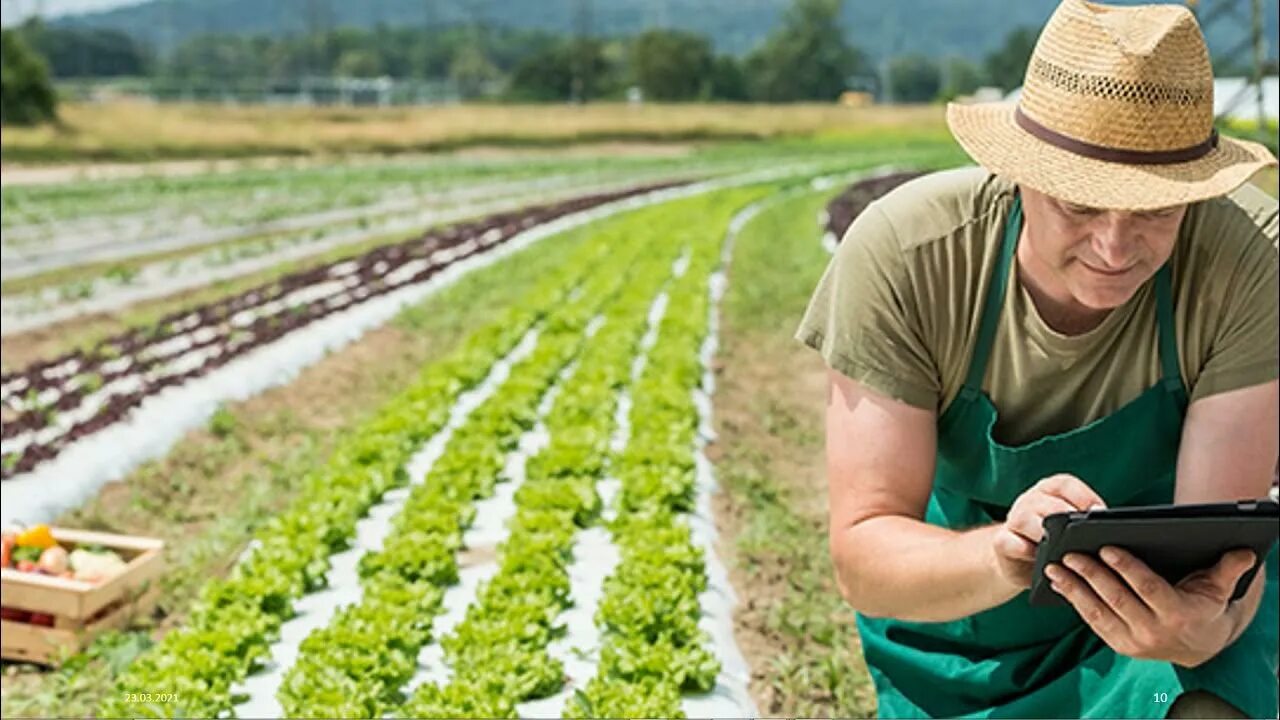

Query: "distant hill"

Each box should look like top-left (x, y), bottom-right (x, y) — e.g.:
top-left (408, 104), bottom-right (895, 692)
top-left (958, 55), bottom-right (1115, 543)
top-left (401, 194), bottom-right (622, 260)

top-left (55, 0), bottom-right (1279, 65)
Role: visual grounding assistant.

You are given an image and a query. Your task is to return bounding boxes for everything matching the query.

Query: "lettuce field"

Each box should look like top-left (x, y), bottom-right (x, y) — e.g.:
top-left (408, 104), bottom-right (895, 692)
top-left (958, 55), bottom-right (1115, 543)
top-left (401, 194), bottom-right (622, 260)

top-left (1, 132), bottom-right (969, 718)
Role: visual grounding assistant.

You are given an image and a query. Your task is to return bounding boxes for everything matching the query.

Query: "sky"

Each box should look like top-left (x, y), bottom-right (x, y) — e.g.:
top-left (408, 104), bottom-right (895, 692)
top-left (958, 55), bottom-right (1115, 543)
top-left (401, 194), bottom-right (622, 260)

top-left (1, 0), bottom-right (142, 24)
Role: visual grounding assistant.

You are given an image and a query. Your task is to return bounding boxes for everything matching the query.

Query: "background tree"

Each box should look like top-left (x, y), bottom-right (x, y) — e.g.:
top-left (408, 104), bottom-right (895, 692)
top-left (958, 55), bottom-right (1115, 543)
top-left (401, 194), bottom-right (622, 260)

top-left (940, 56), bottom-right (985, 100)
top-left (449, 44), bottom-right (500, 99)
top-left (1, 28), bottom-right (58, 125)
top-left (984, 26), bottom-right (1037, 92)
top-left (163, 35), bottom-right (268, 85)
top-left (507, 38), bottom-right (616, 102)
top-left (630, 29), bottom-right (713, 101)
top-left (744, 0), bottom-right (864, 102)
top-left (708, 55), bottom-right (748, 101)
top-left (335, 49), bottom-right (384, 78)
top-left (887, 54), bottom-right (941, 103)
top-left (18, 20), bottom-right (151, 78)
top-left (507, 42), bottom-right (575, 100)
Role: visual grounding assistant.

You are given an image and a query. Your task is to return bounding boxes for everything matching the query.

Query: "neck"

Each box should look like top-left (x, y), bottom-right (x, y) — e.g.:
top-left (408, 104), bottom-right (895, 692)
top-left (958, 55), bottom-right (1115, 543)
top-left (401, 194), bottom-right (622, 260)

top-left (1015, 228), bottom-right (1110, 336)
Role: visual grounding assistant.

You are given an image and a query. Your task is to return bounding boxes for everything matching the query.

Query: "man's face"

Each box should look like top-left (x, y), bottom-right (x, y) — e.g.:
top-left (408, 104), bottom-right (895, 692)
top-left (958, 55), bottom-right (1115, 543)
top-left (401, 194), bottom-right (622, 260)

top-left (1018, 186), bottom-right (1186, 311)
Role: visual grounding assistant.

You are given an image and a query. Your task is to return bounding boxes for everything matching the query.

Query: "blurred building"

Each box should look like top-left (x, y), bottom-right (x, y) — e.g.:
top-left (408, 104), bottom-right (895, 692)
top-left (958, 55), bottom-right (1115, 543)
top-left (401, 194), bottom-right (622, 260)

top-left (839, 91), bottom-right (874, 108)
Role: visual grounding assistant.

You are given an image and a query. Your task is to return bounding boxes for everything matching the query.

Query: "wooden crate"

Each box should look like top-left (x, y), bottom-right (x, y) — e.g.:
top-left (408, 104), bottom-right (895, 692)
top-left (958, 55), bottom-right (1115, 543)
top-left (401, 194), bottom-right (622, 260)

top-left (1, 528), bottom-right (164, 665)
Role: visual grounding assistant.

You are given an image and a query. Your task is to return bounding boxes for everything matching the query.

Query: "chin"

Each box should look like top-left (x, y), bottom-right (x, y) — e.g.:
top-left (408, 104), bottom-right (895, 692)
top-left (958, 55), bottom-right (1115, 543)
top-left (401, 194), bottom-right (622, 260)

top-left (1074, 284), bottom-right (1140, 311)
top-left (1067, 265), bottom-right (1148, 310)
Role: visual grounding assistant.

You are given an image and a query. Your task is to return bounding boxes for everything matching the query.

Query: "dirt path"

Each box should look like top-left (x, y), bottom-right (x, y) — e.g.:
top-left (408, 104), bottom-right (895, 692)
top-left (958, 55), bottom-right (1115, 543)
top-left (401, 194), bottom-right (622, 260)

top-left (712, 331), bottom-right (877, 716)
top-left (710, 187), bottom-right (877, 716)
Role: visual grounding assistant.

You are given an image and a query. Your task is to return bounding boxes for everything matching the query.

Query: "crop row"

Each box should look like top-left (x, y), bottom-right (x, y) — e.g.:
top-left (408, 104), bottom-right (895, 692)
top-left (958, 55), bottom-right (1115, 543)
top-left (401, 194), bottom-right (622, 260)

top-left (93, 202), bottom-right (627, 718)
top-left (399, 202), bottom-right (694, 717)
top-left (1, 182), bottom-right (678, 404)
top-left (96, 187), bottom-right (754, 718)
top-left (565, 200), bottom-right (728, 718)
top-left (274, 197), bottom-right (665, 717)
top-left (0, 182), bottom-right (681, 479)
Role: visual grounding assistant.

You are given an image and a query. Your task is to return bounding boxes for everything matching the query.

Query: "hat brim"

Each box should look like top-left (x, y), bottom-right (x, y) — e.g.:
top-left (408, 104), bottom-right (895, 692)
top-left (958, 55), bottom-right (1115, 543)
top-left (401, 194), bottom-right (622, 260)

top-left (946, 101), bottom-right (1277, 211)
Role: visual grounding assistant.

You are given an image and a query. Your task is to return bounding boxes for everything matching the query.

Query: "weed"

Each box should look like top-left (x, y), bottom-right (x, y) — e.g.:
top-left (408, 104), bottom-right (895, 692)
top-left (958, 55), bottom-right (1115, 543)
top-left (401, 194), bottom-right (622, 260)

top-left (207, 405), bottom-right (238, 439)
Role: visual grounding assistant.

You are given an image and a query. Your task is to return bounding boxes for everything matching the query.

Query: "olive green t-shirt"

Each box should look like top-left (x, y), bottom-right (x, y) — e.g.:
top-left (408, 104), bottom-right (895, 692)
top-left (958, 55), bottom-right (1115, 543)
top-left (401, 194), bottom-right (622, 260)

top-left (796, 166), bottom-right (1279, 446)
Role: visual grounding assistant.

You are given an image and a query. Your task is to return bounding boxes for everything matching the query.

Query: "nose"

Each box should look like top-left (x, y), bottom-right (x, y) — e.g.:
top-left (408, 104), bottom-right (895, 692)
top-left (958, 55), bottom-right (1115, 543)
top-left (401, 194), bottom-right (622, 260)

top-left (1090, 214), bottom-right (1139, 269)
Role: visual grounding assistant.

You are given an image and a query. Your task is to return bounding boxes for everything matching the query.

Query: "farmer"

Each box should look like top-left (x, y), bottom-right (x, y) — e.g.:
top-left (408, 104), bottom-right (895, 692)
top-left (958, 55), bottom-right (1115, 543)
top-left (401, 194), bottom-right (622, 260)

top-left (796, 0), bottom-right (1278, 717)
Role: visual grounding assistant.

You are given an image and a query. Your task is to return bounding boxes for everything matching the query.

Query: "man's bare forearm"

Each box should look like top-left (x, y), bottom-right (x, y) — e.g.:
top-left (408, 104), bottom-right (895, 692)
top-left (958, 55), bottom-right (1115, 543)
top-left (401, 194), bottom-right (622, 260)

top-left (833, 516), bottom-right (1024, 622)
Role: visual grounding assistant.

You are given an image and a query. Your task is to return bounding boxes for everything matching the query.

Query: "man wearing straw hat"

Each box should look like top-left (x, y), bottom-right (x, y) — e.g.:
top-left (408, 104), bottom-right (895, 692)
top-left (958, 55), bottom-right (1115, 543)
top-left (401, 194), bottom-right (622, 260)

top-left (797, 0), bottom-right (1277, 717)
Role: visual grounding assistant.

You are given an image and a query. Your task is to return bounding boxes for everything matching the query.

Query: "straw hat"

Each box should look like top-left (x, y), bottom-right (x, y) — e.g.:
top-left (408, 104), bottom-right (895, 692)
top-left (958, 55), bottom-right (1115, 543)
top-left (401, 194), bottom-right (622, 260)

top-left (946, 0), bottom-right (1277, 211)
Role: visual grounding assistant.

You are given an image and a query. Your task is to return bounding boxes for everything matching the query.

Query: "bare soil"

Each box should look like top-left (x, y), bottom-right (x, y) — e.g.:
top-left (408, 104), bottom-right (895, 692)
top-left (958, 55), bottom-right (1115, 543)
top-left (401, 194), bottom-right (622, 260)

top-left (711, 330), bottom-right (877, 716)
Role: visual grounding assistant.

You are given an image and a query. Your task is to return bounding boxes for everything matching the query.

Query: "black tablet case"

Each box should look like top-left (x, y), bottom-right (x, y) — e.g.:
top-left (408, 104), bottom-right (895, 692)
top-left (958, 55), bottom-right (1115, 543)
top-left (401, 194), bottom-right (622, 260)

top-left (1029, 500), bottom-right (1280, 607)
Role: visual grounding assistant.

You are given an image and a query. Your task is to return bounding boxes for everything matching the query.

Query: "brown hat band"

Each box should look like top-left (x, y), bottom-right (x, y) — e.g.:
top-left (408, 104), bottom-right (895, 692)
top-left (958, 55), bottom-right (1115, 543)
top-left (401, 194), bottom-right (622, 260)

top-left (1014, 106), bottom-right (1220, 165)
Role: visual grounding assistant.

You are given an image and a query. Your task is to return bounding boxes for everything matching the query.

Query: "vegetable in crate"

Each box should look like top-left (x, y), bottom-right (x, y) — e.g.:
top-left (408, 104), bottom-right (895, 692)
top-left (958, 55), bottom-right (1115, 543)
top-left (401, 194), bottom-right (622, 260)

top-left (38, 545), bottom-right (69, 575)
top-left (69, 547), bottom-right (128, 582)
top-left (12, 545), bottom-right (42, 566)
top-left (15, 524), bottom-right (56, 549)
top-left (1, 531), bottom-right (13, 567)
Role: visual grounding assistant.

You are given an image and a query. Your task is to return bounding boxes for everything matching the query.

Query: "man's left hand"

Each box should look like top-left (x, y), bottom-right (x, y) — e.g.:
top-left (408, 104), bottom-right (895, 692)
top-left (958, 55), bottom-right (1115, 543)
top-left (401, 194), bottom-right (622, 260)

top-left (1044, 546), bottom-right (1262, 668)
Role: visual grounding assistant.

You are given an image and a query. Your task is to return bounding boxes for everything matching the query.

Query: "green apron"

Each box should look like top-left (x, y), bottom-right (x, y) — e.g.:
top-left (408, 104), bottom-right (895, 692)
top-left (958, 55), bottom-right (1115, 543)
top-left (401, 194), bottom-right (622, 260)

top-left (855, 195), bottom-right (1280, 719)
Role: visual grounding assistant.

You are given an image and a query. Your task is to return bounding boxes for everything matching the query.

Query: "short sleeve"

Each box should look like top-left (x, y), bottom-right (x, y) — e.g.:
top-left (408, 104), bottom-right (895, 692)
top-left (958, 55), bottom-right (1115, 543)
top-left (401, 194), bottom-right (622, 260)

top-left (794, 202), bottom-right (941, 410)
top-left (1189, 230), bottom-right (1279, 402)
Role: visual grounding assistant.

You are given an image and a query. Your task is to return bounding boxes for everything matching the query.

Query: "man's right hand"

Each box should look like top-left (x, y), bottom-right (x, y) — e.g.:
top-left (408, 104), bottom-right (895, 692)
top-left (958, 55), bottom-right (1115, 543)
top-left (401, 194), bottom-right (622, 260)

top-left (991, 473), bottom-right (1107, 589)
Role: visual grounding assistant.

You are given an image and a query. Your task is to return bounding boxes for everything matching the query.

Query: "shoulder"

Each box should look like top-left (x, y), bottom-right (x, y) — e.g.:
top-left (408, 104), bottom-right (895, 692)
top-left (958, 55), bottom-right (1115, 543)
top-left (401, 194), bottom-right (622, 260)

top-left (1176, 182), bottom-right (1278, 280)
top-left (1173, 182), bottom-right (1278, 403)
top-left (846, 165), bottom-right (1015, 254)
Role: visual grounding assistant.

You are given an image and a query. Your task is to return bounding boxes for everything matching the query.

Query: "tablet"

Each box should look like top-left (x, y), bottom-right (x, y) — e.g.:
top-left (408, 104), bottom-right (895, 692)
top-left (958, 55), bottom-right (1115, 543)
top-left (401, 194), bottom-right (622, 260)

top-left (1028, 499), bottom-right (1280, 607)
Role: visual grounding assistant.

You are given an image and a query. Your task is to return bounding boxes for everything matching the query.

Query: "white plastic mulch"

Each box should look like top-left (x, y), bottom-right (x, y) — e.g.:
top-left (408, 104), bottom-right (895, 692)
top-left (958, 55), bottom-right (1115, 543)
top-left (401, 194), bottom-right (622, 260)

top-left (231, 324), bottom-right (546, 718)
top-left (0, 178), bottom-right (739, 528)
top-left (0, 163), bottom-right (824, 529)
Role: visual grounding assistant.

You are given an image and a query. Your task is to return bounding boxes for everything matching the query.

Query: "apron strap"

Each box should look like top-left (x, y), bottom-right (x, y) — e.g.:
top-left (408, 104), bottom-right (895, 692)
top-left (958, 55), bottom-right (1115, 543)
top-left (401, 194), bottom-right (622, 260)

top-left (961, 194), bottom-right (1021, 400)
top-left (1153, 262), bottom-right (1189, 405)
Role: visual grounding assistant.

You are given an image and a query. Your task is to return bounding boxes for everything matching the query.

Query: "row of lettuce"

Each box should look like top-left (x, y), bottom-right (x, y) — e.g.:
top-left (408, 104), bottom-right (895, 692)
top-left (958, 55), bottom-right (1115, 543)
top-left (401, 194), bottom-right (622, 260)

top-left (96, 204), bottom-right (618, 718)
top-left (399, 193), bottom-right (689, 717)
top-left (276, 191), bottom-right (671, 717)
top-left (100, 186), bottom-right (768, 718)
top-left (566, 191), bottom-right (731, 717)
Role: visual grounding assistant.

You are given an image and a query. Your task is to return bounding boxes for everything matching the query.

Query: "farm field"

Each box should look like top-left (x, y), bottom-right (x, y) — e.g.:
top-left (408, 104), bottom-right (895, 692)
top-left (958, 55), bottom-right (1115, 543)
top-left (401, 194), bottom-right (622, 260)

top-left (3, 98), bottom-right (1272, 719)
top-left (0, 154), bottom-right (714, 334)
top-left (1, 111), bottom-right (971, 718)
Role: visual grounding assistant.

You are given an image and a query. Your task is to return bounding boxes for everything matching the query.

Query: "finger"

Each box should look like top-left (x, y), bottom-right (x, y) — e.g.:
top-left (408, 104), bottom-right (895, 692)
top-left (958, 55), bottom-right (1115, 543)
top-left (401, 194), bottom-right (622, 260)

top-left (1037, 473), bottom-right (1107, 512)
top-left (1061, 552), bottom-right (1155, 630)
top-left (1205, 550), bottom-right (1258, 600)
top-left (994, 526), bottom-right (1038, 562)
top-left (1007, 494), bottom-right (1078, 544)
top-left (1045, 560), bottom-right (1132, 648)
top-left (1098, 546), bottom-right (1181, 617)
